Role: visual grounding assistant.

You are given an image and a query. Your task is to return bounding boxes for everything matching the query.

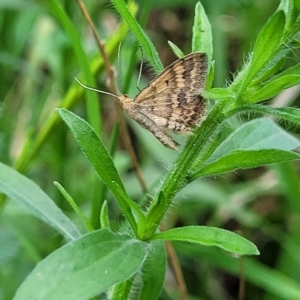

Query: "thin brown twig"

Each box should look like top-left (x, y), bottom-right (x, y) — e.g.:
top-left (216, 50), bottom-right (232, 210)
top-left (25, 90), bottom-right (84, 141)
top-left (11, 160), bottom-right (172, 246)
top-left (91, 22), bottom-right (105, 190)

top-left (75, 0), bottom-right (147, 192)
top-left (75, 0), bottom-right (116, 93)
top-left (238, 257), bottom-right (245, 300)
top-left (165, 241), bottom-right (189, 300)
top-left (162, 222), bottom-right (188, 300)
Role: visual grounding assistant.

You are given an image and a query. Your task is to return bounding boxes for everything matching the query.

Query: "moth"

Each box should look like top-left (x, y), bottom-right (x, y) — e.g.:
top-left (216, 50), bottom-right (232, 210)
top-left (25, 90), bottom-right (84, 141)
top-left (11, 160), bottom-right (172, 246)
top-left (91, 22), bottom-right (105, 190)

top-left (76, 52), bottom-right (208, 150)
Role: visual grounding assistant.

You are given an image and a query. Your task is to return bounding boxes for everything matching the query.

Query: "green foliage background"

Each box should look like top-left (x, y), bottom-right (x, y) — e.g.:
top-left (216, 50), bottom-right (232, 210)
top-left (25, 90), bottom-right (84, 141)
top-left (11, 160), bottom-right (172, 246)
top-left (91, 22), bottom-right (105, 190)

top-left (1, 0), bottom-right (300, 299)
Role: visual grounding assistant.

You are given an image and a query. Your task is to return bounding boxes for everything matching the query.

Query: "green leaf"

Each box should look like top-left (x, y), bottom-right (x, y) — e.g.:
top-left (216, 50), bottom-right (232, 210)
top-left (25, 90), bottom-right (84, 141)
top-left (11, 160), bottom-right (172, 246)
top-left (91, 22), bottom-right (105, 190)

top-left (278, 0), bottom-right (297, 34)
top-left (54, 181), bottom-right (94, 232)
top-left (57, 109), bottom-right (124, 189)
top-left (100, 200), bottom-right (110, 229)
top-left (57, 108), bottom-right (139, 234)
top-left (244, 63), bottom-right (300, 103)
top-left (14, 229), bottom-right (147, 300)
top-left (168, 41), bottom-right (184, 58)
top-left (207, 118), bottom-right (300, 163)
top-left (0, 162), bottom-right (81, 241)
top-left (231, 10), bottom-right (286, 97)
top-left (192, 1), bottom-right (213, 66)
top-left (138, 240), bottom-right (166, 300)
top-left (205, 60), bottom-right (215, 90)
top-left (191, 117), bottom-right (300, 177)
top-left (228, 105), bottom-right (300, 125)
top-left (203, 88), bottom-right (236, 102)
top-left (289, 11), bottom-right (300, 40)
top-left (145, 191), bottom-right (168, 239)
top-left (110, 0), bottom-right (163, 73)
top-left (152, 226), bottom-right (259, 256)
top-left (193, 149), bottom-right (300, 178)
top-left (251, 11), bottom-right (285, 74)
top-left (249, 50), bottom-right (286, 87)
top-left (111, 181), bottom-right (146, 234)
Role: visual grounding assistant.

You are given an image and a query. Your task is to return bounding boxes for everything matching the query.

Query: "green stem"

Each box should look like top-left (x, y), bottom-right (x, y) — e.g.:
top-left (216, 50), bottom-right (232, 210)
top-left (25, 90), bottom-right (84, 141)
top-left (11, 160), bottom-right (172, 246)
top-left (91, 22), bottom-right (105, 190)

top-left (111, 277), bottom-right (134, 300)
top-left (143, 101), bottom-right (227, 239)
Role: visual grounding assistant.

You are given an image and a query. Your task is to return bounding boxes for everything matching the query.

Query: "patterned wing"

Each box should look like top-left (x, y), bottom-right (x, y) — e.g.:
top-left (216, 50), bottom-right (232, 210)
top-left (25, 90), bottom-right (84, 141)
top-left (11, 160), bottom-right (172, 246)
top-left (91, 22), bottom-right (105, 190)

top-left (133, 52), bottom-right (208, 133)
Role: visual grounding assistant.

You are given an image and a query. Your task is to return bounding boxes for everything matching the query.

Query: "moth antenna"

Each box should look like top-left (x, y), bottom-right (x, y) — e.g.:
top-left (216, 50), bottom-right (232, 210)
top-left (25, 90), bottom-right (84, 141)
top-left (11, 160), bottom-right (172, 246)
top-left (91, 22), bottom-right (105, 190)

top-left (136, 47), bottom-right (143, 92)
top-left (117, 42), bottom-right (123, 93)
top-left (74, 77), bottom-right (119, 99)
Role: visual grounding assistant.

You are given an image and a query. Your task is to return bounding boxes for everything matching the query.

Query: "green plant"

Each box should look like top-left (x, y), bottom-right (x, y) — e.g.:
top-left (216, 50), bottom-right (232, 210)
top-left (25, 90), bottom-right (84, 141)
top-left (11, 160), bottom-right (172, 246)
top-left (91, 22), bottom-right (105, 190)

top-left (1, 0), bottom-right (300, 299)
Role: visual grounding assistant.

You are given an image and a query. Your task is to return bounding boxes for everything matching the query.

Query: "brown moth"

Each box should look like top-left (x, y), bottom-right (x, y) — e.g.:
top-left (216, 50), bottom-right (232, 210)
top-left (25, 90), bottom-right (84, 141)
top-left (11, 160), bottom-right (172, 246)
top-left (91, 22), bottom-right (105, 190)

top-left (76, 52), bottom-right (208, 150)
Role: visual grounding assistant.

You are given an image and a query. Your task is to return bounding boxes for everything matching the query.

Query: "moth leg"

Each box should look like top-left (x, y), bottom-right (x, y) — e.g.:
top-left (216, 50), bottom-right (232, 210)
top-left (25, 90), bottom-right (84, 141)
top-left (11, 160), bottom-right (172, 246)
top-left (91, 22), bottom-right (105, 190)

top-left (126, 109), bottom-right (179, 150)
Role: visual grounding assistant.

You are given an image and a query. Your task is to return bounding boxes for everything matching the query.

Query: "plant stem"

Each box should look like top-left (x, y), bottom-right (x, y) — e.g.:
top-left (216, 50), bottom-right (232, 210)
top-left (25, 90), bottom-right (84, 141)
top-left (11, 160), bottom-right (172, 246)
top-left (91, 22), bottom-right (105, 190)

top-left (111, 276), bottom-right (134, 300)
top-left (143, 101), bottom-right (227, 239)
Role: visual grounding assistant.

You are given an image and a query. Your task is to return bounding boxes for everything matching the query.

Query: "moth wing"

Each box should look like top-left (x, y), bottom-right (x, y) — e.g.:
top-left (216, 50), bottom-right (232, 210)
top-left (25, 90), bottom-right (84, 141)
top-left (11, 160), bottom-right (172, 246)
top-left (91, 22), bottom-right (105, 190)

top-left (133, 52), bottom-right (208, 132)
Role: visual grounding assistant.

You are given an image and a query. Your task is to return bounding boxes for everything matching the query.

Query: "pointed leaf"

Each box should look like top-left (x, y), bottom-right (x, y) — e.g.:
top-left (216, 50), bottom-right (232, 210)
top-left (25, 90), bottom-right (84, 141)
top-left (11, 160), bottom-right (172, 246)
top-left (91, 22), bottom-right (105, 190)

top-left (278, 0), bottom-right (297, 34)
top-left (192, 1), bottom-right (213, 65)
top-left (100, 200), bottom-right (110, 229)
top-left (57, 109), bottom-right (124, 190)
top-left (54, 181), bottom-right (93, 232)
top-left (0, 162), bottom-right (81, 241)
top-left (152, 226), bottom-right (259, 256)
top-left (192, 118), bottom-right (300, 177)
top-left (14, 229), bottom-right (147, 300)
top-left (231, 10), bottom-right (286, 95)
top-left (194, 149), bottom-right (300, 178)
top-left (228, 105), bottom-right (300, 125)
top-left (250, 51), bottom-right (286, 87)
top-left (245, 63), bottom-right (300, 103)
top-left (251, 11), bottom-right (285, 77)
top-left (168, 41), bottom-right (184, 58)
top-left (57, 108), bottom-right (138, 233)
top-left (110, 0), bottom-right (163, 73)
top-left (207, 118), bottom-right (300, 163)
top-left (203, 88), bottom-right (236, 102)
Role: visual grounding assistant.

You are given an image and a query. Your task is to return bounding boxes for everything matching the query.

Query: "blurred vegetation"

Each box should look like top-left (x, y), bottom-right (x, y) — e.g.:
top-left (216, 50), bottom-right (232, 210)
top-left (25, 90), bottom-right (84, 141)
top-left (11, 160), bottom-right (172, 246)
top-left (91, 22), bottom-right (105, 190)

top-left (1, 0), bottom-right (300, 299)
